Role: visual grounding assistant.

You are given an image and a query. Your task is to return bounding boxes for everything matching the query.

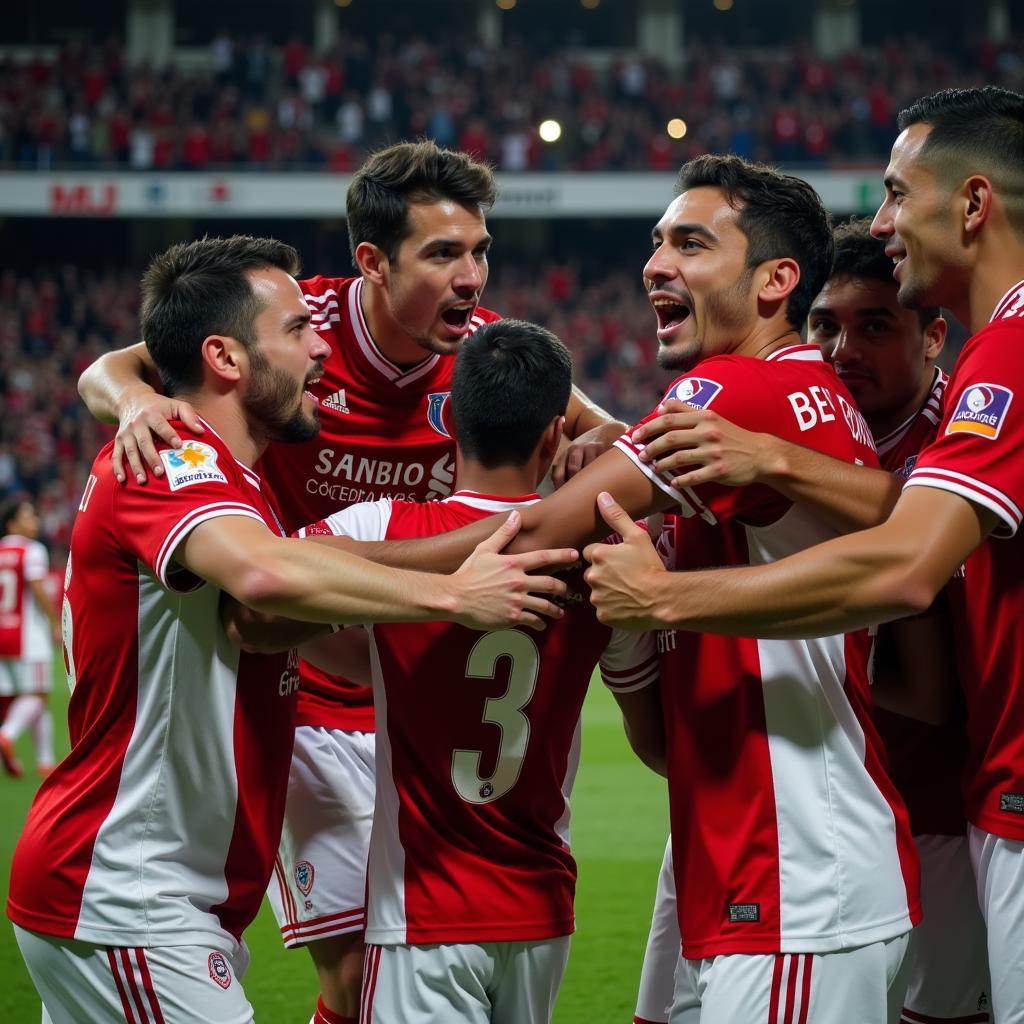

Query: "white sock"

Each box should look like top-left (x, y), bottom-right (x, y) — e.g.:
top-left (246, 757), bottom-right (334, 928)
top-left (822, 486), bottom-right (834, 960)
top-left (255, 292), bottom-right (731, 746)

top-left (31, 707), bottom-right (54, 768)
top-left (1, 694), bottom-right (44, 743)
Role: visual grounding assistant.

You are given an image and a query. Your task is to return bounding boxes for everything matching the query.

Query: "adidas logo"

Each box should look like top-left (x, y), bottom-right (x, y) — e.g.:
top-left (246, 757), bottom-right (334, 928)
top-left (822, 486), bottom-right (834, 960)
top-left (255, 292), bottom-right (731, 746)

top-left (322, 389), bottom-right (350, 414)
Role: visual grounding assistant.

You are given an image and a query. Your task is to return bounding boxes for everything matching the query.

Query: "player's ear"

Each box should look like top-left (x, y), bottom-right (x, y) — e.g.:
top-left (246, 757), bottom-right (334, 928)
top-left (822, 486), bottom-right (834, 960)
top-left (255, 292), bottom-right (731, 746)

top-left (355, 241), bottom-right (389, 285)
top-left (756, 257), bottom-right (800, 310)
top-left (201, 334), bottom-right (245, 387)
top-left (536, 415), bottom-right (565, 478)
top-left (923, 315), bottom-right (947, 362)
top-left (962, 174), bottom-right (994, 235)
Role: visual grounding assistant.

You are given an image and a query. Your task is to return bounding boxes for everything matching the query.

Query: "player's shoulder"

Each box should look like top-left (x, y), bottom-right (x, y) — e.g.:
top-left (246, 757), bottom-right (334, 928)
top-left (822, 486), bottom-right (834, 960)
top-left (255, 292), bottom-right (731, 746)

top-left (662, 352), bottom-right (790, 412)
top-left (298, 273), bottom-right (356, 299)
top-left (470, 306), bottom-right (502, 329)
top-left (385, 496), bottom-right (477, 539)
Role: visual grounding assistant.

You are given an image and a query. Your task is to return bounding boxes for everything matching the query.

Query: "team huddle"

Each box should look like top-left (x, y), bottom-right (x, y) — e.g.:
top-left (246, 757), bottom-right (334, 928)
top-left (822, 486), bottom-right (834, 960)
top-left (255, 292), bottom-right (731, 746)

top-left (4, 83), bottom-right (1024, 1024)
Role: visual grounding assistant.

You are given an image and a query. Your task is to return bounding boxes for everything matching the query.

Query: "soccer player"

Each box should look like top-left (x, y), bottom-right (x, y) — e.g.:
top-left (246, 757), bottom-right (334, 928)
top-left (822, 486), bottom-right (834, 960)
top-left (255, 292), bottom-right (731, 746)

top-left (77, 141), bottom-right (623, 1024)
top-left (631, 217), bottom-right (991, 1024)
top-left (298, 318), bottom-right (661, 1023)
top-left (313, 155), bottom-right (923, 1021)
top-left (0, 498), bottom-right (61, 778)
top-left (583, 87), bottom-right (1024, 1024)
top-left (6, 235), bottom-right (575, 1024)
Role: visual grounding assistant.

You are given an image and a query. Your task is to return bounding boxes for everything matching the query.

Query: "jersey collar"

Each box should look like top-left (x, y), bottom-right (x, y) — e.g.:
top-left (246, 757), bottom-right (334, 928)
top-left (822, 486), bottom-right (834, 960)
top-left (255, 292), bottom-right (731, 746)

top-left (990, 279), bottom-right (1024, 322)
top-left (445, 490), bottom-right (541, 511)
top-left (765, 343), bottom-right (824, 363)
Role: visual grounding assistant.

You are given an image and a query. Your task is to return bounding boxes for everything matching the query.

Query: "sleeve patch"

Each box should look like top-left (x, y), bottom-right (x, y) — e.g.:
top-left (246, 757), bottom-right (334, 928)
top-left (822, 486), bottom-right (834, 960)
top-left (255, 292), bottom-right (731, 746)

top-left (945, 384), bottom-right (1014, 441)
top-left (159, 441), bottom-right (229, 491)
top-left (664, 376), bottom-right (723, 410)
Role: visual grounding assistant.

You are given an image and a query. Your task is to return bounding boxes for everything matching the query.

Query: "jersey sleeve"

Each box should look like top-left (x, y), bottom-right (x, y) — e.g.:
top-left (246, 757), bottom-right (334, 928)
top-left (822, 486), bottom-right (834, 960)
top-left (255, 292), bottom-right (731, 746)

top-left (613, 361), bottom-right (774, 524)
top-left (905, 324), bottom-right (1024, 537)
top-left (23, 540), bottom-right (49, 582)
top-left (298, 498), bottom-right (394, 542)
top-left (112, 431), bottom-right (265, 590)
top-left (599, 627), bottom-right (660, 694)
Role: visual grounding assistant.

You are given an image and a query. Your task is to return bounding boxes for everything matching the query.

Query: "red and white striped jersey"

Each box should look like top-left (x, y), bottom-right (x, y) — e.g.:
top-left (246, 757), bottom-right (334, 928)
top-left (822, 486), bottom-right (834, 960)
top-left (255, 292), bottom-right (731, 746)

top-left (905, 281), bottom-right (1024, 840)
top-left (0, 535), bottom-right (50, 661)
top-left (260, 275), bottom-right (499, 731)
top-left (7, 424), bottom-right (299, 953)
top-left (871, 368), bottom-right (968, 838)
top-left (302, 491), bottom-right (659, 944)
top-left (618, 345), bottom-right (920, 958)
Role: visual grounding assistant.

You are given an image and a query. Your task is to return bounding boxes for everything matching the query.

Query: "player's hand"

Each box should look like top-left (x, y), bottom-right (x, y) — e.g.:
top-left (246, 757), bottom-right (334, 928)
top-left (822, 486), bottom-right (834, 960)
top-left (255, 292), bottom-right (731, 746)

top-left (449, 510), bottom-right (578, 632)
top-left (629, 400), bottom-right (775, 491)
top-left (551, 420), bottom-right (627, 488)
top-left (113, 387), bottom-right (204, 485)
top-left (584, 492), bottom-right (667, 630)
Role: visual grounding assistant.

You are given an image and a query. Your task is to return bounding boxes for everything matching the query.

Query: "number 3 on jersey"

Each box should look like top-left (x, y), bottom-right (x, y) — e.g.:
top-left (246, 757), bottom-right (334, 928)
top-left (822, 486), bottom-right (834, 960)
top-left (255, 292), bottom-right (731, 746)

top-left (451, 629), bottom-right (540, 805)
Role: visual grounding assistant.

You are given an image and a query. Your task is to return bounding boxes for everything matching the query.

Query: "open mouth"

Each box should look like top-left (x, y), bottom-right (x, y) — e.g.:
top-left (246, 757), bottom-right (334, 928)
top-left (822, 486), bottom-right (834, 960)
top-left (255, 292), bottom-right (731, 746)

top-left (440, 303), bottom-right (475, 333)
top-left (303, 374), bottom-right (321, 403)
top-left (651, 296), bottom-right (692, 336)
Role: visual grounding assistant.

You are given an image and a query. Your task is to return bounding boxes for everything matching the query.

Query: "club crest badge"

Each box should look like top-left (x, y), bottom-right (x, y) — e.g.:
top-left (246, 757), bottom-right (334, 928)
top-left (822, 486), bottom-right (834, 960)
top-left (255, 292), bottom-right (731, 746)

top-left (295, 860), bottom-right (315, 896)
top-left (664, 376), bottom-right (723, 410)
top-left (159, 440), bottom-right (228, 491)
top-left (208, 951), bottom-right (232, 990)
top-left (426, 392), bottom-right (454, 439)
top-left (946, 383), bottom-right (1013, 441)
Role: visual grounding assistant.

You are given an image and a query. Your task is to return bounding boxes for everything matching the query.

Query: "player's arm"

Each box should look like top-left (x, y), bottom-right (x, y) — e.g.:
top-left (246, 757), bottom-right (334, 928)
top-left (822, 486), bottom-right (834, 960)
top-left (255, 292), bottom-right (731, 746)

top-left (27, 578), bottom-right (61, 646)
top-left (308, 446), bottom-right (674, 573)
top-left (220, 592), bottom-right (331, 653)
top-left (178, 512), bottom-right (577, 631)
top-left (584, 486), bottom-right (995, 638)
top-left (870, 596), bottom-right (960, 725)
top-left (77, 341), bottom-right (204, 484)
top-left (552, 385), bottom-right (630, 487)
top-left (629, 399), bottom-right (901, 532)
top-left (613, 683), bottom-right (667, 777)
top-left (298, 627), bottom-right (372, 685)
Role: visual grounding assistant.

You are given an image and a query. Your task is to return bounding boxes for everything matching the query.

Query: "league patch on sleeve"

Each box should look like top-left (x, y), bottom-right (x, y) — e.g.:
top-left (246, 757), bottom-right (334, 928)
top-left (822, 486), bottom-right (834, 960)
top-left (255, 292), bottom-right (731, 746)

top-left (159, 440), bottom-right (229, 491)
top-left (945, 383), bottom-right (1013, 441)
top-left (663, 376), bottom-right (723, 410)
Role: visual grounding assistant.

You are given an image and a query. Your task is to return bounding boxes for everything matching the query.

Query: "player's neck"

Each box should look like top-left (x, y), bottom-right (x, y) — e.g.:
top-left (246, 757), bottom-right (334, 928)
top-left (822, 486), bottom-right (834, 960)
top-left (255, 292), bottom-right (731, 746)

top-left (731, 320), bottom-right (802, 362)
top-left (360, 281), bottom-right (434, 368)
top-left (866, 367), bottom-right (935, 440)
top-left (455, 456), bottom-right (541, 499)
top-left (179, 394), bottom-right (267, 469)
top-left (966, 257), bottom-right (1024, 334)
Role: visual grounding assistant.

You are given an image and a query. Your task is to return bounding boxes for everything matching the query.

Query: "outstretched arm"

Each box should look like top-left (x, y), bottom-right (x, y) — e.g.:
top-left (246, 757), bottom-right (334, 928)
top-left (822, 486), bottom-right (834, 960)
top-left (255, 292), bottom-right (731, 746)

top-left (583, 486), bottom-right (995, 638)
top-left (77, 342), bottom-right (204, 484)
top-left (629, 400), bottom-right (900, 533)
top-left (551, 385), bottom-right (630, 486)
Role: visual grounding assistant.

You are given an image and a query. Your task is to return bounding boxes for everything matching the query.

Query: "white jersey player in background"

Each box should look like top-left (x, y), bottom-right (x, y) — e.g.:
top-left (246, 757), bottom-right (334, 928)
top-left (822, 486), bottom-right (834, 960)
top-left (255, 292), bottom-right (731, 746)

top-left (0, 498), bottom-right (60, 778)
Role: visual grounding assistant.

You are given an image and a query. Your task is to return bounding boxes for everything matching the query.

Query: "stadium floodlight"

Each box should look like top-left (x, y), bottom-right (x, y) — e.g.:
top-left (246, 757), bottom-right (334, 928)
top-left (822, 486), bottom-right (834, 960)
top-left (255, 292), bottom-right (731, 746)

top-left (667, 118), bottom-right (688, 139)
top-left (581, 0), bottom-right (601, 8)
top-left (496, 0), bottom-right (517, 9)
top-left (539, 120), bottom-right (563, 143)
top-left (713, 0), bottom-right (734, 9)
top-left (333, 0), bottom-right (353, 6)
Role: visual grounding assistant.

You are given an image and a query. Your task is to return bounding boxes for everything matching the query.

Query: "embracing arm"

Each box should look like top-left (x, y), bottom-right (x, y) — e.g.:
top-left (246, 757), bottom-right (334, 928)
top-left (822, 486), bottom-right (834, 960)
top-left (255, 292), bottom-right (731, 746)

top-left (584, 486), bottom-right (995, 638)
top-left (551, 385), bottom-right (629, 487)
top-left (630, 400), bottom-right (900, 533)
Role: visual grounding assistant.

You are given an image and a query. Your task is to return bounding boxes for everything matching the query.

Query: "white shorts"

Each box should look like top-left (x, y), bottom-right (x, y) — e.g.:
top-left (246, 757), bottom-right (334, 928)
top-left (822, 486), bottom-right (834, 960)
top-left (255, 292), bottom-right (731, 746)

top-left (969, 824), bottom-right (1024, 1024)
top-left (635, 835), bottom-right (684, 1024)
top-left (267, 725), bottom-right (375, 947)
top-left (14, 925), bottom-right (253, 1024)
top-left (361, 937), bottom-right (571, 1024)
top-left (669, 933), bottom-right (911, 1024)
top-left (0, 658), bottom-right (49, 696)
top-left (901, 833), bottom-right (990, 1022)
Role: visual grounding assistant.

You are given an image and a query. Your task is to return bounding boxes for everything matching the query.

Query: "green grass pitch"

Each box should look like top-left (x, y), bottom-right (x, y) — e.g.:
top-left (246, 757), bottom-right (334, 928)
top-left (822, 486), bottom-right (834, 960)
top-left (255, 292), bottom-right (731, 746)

top-left (0, 666), bottom-right (668, 1023)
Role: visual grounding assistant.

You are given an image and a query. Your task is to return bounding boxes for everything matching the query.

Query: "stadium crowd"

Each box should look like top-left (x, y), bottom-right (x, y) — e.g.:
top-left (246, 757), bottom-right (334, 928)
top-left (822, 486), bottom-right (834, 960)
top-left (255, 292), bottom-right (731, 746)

top-left (0, 261), bottom-right (663, 560)
top-left (1, 30), bottom-right (1022, 172)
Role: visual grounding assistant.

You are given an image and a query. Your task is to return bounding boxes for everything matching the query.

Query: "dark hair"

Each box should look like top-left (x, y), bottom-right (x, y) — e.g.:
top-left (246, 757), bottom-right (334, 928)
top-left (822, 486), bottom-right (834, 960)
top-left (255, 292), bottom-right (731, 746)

top-left (831, 218), bottom-right (941, 327)
top-left (346, 140), bottom-right (497, 265)
top-left (897, 87), bottom-right (1024, 233)
top-left (452, 319), bottom-right (573, 468)
top-left (140, 235), bottom-right (300, 396)
top-left (675, 154), bottom-right (833, 328)
top-left (0, 497), bottom-right (28, 535)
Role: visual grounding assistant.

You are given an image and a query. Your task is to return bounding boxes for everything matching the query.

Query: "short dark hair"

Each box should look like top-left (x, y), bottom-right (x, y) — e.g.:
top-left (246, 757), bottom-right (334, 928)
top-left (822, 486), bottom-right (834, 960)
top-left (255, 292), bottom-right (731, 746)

top-left (452, 320), bottom-right (573, 468)
top-left (831, 218), bottom-right (941, 327)
top-left (675, 154), bottom-right (833, 328)
top-left (140, 235), bottom-right (301, 396)
top-left (897, 87), bottom-right (1024, 233)
top-left (0, 497), bottom-right (27, 536)
top-left (346, 140), bottom-right (497, 265)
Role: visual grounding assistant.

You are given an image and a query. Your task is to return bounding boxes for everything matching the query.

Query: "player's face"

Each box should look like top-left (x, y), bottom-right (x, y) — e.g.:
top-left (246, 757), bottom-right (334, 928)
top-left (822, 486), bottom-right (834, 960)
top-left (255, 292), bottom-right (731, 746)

top-left (808, 275), bottom-right (937, 428)
top-left (871, 123), bottom-right (966, 310)
top-left (384, 200), bottom-right (492, 356)
top-left (643, 188), bottom-right (758, 373)
top-left (244, 268), bottom-right (331, 444)
top-left (9, 503), bottom-right (40, 539)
